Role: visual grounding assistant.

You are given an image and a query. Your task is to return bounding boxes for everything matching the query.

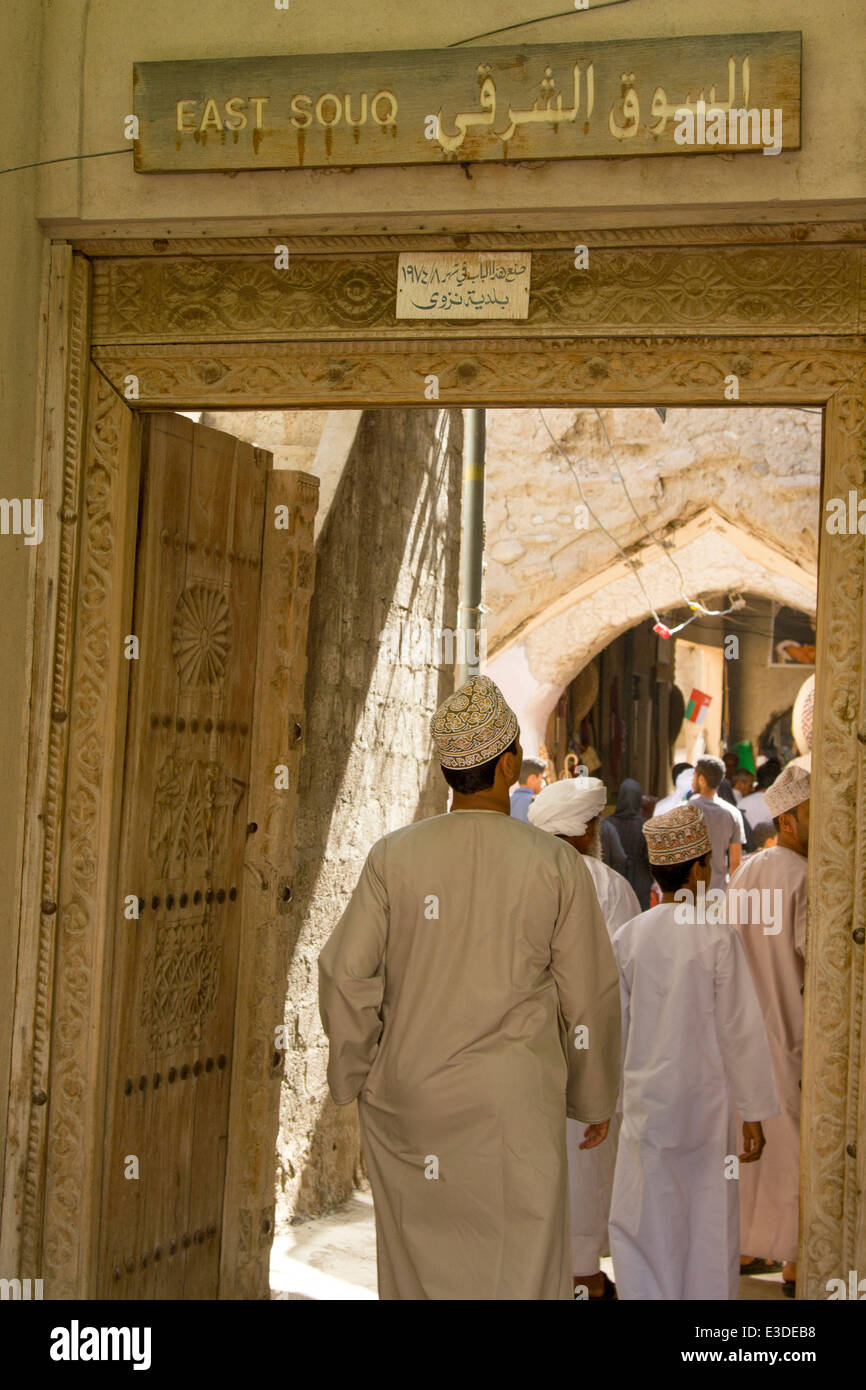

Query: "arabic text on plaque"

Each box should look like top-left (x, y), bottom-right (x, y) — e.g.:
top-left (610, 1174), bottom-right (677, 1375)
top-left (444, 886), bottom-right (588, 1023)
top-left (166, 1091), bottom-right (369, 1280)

top-left (396, 253), bottom-right (531, 321)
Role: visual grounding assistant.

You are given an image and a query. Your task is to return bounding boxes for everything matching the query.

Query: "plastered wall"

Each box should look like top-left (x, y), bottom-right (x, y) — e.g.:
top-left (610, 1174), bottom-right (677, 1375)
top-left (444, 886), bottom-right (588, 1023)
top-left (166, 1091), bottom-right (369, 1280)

top-left (0, 0), bottom-right (47, 1199)
top-left (30, 0), bottom-right (866, 237)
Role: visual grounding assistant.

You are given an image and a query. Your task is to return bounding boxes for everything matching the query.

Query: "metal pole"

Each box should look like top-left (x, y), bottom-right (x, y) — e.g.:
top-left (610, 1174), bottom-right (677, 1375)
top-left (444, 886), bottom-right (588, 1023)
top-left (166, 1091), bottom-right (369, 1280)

top-left (455, 407), bottom-right (486, 688)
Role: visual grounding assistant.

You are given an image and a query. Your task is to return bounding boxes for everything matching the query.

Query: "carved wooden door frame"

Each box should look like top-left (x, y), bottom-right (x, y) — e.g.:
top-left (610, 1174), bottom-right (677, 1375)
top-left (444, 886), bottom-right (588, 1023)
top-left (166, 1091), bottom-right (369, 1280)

top-left (3, 225), bottom-right (865, 1300)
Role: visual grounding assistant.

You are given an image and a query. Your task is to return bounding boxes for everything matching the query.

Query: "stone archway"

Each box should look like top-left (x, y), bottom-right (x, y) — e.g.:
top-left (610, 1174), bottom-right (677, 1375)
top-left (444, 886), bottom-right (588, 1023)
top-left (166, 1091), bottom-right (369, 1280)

top-left (488, 505), bottom-right (817, 755)
top-left (3, 225), bottom-right (865, 1301)
top-left (482, 403), bottom-right (821, 667)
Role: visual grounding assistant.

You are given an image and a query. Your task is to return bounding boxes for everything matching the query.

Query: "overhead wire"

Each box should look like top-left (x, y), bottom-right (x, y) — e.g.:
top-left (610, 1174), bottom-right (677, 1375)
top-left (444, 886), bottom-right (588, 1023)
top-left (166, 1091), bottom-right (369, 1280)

top-left (448, 0), bottom-right (638, 47)
top-left (538, 409), bottom-right (699, 635)
top-left (1, 4), bottom-right (641, 174)
top-left (537, 408), bottom-right (743, 637)
top-left (591, 407), bottom-right (740, 618)
top-left (0, 148), bottom-right (130, 176)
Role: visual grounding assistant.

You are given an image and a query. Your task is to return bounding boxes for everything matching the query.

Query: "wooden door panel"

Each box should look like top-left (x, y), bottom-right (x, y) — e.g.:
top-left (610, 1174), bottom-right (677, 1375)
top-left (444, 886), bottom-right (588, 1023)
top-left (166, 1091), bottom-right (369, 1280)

top-left (178, 424), bottom-right (263, 1299)
top-left (98, 413), bottom-right (268, 1299)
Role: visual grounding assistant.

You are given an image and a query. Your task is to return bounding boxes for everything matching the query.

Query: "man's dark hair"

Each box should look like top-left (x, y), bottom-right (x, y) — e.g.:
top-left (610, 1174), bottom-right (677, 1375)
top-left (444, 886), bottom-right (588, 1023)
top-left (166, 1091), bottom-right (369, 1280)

top-left (734, 767), bottom-right (753, 781)
top-left (752, 821), bottom-right (776, 846)
top-left (519, 758), bottom-right (546, 784)
top-left (442, 738), bottom-right (518, 795)
top-left (756, 758), bottom-right (782, 791)
top-left (653, 851), bottom-right (710, 894)
top-left (770, 802), bottom-right (804, 834)
top-left (694, 755), bottom-right (725, 791)
top-left (671, 762), bottom-right (693, 781)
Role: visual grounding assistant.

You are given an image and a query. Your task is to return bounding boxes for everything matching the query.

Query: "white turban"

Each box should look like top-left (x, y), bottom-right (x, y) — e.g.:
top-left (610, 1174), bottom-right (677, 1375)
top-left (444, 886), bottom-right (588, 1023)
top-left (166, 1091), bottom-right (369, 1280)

top-left (764, 762), bottom-right (810, 818)
top-left (527, 776), bottom-right (608, 836)
top-left (653, 766), bottom-right (694, 816)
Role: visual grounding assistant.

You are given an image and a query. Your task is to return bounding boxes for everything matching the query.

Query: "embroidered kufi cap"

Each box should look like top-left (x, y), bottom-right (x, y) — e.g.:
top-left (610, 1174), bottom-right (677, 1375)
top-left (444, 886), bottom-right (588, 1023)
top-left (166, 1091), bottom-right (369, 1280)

top-left (792, 673), bottom-right (815, 755)
top-left (643, 802), bottom-right (712, 866)
top-left (430, 674), bottom-right (519, 770)
top-left (764, 762), bottom-right (811, 818)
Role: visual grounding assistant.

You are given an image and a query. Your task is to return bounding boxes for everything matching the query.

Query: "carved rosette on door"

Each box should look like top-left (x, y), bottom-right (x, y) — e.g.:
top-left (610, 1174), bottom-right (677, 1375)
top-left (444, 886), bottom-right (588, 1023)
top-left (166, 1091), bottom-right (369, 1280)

top-left (98, 414), bottom-right (268, 1298)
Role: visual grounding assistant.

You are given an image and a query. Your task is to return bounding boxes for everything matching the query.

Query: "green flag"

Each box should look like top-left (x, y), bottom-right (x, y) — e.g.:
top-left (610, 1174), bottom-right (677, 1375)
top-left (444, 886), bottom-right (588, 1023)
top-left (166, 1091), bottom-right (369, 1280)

top-left (731, 739), bottom-right (756, 774)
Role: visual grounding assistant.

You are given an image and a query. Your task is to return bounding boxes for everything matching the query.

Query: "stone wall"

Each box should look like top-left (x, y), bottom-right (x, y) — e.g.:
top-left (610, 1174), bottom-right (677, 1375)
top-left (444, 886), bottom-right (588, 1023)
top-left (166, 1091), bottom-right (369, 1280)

top-left (275, 408), bottom-right (462, 1224)
top-left (485, 406), bottom-right (821, 655)
top-left (486, 406), bottom-right (820, 752)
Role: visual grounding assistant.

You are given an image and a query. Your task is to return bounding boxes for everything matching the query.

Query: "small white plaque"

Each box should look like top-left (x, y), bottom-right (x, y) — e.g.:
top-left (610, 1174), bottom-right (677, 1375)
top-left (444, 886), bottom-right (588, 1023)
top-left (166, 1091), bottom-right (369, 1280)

top-left (396, 252), bottom-right (531, 320)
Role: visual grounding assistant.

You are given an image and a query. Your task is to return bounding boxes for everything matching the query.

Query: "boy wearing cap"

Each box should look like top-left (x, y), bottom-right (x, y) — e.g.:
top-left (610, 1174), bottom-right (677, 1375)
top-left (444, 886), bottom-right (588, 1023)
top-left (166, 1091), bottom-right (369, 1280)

top-left (608, 803), bottom-right (779, 1300)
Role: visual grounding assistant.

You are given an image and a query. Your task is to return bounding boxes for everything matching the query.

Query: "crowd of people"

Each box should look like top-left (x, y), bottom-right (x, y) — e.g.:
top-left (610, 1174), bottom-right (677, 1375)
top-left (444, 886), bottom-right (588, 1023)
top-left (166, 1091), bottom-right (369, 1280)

top-left (318, 675), bottom-right (808, 1301)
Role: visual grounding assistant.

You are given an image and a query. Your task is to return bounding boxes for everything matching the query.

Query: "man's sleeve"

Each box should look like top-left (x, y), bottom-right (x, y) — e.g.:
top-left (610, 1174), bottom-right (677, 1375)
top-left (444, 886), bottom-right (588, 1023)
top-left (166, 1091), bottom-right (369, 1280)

top-left (730, 807), bottom-right (747, 846)
top-left (549, 852), bottom-right (622, 1124)
top-left (714, 928), bottom-right (779, 1122)
top-left (318, 839), bottom-right (389, 1106)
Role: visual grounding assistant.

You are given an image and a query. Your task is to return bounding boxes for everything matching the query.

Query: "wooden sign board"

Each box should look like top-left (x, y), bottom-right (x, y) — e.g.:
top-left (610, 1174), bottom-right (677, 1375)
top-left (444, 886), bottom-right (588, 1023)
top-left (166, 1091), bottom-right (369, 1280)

top-left (133, 31), bottom-right (801, 173)
top-left (396, 253), bottom-right (531, 320)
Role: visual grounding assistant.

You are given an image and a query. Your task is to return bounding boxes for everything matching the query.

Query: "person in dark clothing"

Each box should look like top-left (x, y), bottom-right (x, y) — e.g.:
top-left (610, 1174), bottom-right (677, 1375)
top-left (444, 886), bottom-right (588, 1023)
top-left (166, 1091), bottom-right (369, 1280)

top-left (600, 815), bottom-right (628, 877)
top-left (717, 775), bottom-right (739, 809)
top-left (641, 794), bottom-right (658, 821)
top-left (609, 778), bottom-right (654, 911)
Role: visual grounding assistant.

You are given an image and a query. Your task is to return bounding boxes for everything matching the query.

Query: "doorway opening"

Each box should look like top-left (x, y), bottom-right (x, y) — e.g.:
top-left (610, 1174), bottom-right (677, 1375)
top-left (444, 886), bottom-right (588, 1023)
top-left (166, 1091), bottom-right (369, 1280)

top-left (150, 398), bottom-right (821, 1299)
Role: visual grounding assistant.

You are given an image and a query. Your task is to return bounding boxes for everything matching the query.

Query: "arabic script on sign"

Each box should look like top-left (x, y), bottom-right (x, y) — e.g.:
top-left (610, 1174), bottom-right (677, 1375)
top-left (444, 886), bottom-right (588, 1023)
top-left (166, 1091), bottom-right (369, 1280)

top-left (436, 54), bottom-right (760, 151)
top-left (396, 253), bottom-right (532, 320)
top-left (134, 34), bottom-right (800, 171)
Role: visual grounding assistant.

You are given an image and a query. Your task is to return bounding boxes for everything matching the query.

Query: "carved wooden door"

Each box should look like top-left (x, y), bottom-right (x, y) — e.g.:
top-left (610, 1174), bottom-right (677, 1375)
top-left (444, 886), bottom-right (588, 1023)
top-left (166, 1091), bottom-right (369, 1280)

top-left (97, 414), bottom-right (269, 1298)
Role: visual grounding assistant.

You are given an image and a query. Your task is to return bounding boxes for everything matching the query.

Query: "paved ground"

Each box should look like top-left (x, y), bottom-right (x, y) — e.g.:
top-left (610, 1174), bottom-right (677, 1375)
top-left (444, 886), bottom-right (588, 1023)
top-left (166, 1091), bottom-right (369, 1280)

top-left (271, 1192), bottom-right (378, 1300)
top-left (270, 1191), bottom-right (786, 1301)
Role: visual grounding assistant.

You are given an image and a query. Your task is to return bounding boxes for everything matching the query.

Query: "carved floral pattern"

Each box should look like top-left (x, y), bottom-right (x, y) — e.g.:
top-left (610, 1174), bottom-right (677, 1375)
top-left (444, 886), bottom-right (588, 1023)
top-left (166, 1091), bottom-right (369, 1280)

top-left (149, 755), bottom-right (239, 875)
top-left (91, 246), bottom-right (865, 343)
top-left (93, 336), bottom-right (864, 410)
top-left (172, 584), bottom-right (231, 687)
top-left (141, 918), bottom-right (221, 1053)
top-left (15, 254), bottom-right (91, 1277)
top-left (39, 372), bottom-right (132, 1296)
